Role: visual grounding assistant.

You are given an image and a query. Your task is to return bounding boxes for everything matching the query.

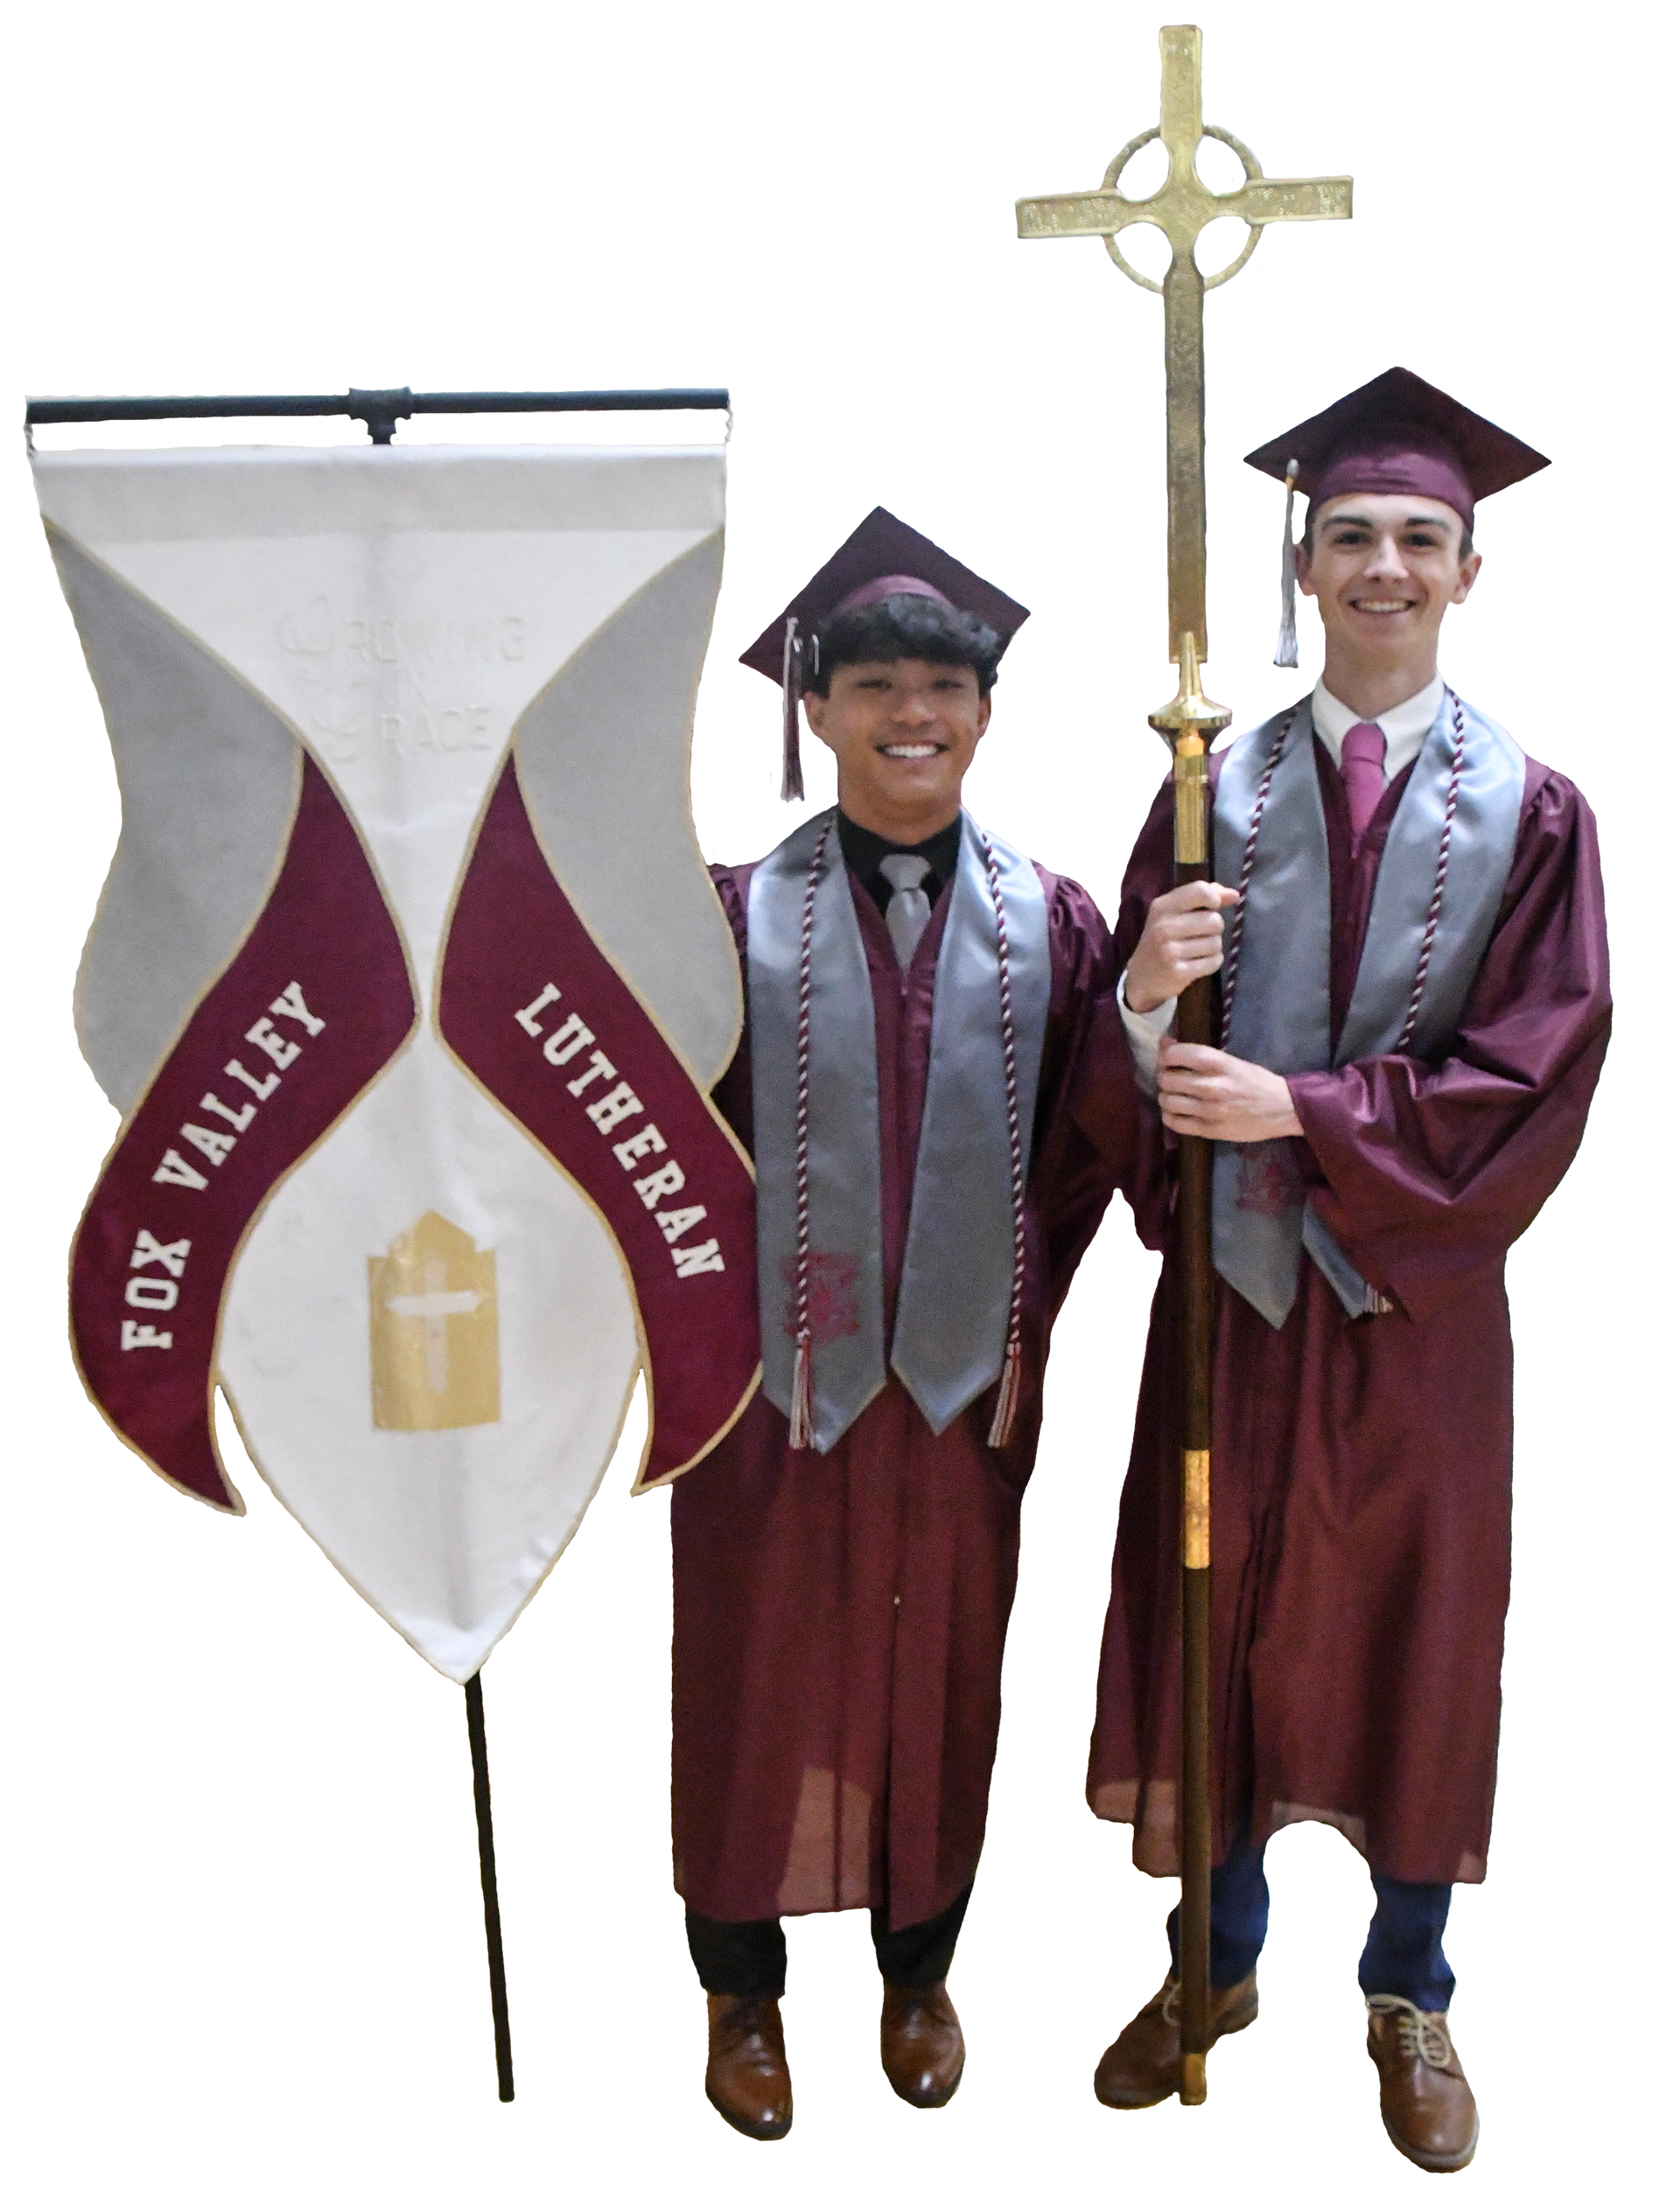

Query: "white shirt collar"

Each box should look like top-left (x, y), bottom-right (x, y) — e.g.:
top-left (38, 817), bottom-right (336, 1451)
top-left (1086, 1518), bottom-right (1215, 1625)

top-left (1311, 675), bottom-right (1444, 781)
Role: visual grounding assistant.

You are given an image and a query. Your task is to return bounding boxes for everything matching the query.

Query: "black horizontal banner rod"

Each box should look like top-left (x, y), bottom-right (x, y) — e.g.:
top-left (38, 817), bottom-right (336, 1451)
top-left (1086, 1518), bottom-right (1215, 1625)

top-left (24, 386), bottom-right (731, 445)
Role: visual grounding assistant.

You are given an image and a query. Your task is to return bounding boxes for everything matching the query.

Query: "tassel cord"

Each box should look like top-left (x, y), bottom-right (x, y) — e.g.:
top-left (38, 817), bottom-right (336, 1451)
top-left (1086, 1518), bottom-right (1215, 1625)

top-left (1273, 462), bottom-right (1299, 670)
top-left (780, 616), bottom-right (806, 803)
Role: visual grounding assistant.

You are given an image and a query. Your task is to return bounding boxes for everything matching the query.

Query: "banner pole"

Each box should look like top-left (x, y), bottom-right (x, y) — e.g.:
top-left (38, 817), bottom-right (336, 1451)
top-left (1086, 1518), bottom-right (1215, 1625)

top-left (464, 1672), bottom-right (514, 2102)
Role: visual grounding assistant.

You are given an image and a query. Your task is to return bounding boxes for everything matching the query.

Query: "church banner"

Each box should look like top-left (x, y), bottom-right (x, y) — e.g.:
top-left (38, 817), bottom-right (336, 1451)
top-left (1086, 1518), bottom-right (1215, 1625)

top-left (36, 443), bottom-right (757, 1681)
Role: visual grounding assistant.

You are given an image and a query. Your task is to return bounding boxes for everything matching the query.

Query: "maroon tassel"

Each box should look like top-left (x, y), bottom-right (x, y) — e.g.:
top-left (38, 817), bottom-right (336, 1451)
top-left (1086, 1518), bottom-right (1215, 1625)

top-left (788, 1328), bottom-right (814, 1450)
top-left (780, 616), bottom-right (805, 802)
top-left (987, 1334), bottom-right (1023, 1449)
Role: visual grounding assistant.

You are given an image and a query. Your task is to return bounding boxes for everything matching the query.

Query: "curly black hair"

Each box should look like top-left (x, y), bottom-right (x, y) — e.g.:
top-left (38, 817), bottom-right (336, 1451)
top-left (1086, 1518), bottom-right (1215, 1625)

top-left (808, 592), bottom-right (1004, 697)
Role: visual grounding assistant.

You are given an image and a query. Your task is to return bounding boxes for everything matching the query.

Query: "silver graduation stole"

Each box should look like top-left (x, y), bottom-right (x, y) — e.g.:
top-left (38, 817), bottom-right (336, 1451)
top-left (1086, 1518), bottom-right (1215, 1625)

top-left (1210, 690), bottom-right (1526, 1327)
top-left (746, 809), bottom-right (1050, 1452)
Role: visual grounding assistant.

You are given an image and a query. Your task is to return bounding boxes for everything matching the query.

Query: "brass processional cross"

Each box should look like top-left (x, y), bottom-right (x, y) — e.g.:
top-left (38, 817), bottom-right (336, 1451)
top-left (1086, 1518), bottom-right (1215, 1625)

top-left (1017, 25), bottom-right (1351, 2107)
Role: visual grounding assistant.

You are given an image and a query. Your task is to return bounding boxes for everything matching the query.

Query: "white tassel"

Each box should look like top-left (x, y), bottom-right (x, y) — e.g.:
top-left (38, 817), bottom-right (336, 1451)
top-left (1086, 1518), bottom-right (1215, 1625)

top-left (780, 616), bottom-right (805, 802)
top-left (788, 1330), bottom-right (814, 1450)
top-left (987, 1335), bottom-right (1023, 1449)
top-left (1272, 461), bottom-right (1299, 670)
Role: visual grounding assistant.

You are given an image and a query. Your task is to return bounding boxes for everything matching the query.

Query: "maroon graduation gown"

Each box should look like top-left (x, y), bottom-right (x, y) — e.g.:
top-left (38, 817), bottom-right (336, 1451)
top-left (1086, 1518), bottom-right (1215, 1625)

top-left (1081, 744), bottom-right (1611, 1886)
top-left (672, 859), bottom-right (1131, 1931)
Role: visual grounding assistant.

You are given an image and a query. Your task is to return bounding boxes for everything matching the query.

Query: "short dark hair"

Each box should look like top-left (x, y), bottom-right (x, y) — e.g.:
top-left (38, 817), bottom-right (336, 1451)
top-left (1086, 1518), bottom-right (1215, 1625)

top-left (808, 592), bottom-right (1004, 697)
top-left (1301, 508), bottom-right (1474, 561)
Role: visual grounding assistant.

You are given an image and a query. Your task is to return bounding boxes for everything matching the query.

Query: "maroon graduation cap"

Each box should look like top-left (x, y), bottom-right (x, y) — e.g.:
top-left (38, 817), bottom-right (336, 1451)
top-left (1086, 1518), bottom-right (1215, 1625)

top-left (1244, 367), bottom-right (1550, 667)
top-left (740, 506), bottom-right (1030, 801)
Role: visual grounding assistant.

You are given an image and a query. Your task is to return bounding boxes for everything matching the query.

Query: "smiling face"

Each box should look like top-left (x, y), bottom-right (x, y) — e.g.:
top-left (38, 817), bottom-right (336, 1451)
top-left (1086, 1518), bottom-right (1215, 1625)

top-left (1297, 492), bottom-right (1481, 706)
top-left (802, 658), bottom-right (990, 842)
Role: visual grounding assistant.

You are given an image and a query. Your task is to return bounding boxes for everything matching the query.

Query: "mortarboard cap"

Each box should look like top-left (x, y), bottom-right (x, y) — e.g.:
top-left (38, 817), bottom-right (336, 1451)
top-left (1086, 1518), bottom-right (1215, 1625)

top-left (740, 506), bottom-right (1030, 801)
top-left (1244, 368), bottom-right (1550, 668)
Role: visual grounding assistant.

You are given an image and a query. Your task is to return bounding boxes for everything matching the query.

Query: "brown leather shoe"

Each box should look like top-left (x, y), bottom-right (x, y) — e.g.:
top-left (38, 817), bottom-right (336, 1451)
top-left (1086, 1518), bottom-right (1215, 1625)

top-left (1094, 1971), bottom-right (1259, 2108)
top-left (704, 1993), bottom-right (793, 2140)
top-left (1366, 1996), bottom-right (1477, 2172)
top-left (880, 1980), bottom-right (965, 2108)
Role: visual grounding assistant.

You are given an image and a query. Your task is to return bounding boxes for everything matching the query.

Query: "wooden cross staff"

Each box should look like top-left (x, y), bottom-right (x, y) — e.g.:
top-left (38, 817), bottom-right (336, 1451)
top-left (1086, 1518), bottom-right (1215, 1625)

top-left (1017, 24), bottom-right (1351, 2106)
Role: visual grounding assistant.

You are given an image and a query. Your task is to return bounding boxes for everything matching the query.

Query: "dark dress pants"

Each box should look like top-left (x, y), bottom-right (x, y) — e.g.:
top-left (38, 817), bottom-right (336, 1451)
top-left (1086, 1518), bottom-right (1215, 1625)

top-left (687, 1883), bottom-right (972, 1999)
top-left (1166, 1826), bottom-right (1456, 2010)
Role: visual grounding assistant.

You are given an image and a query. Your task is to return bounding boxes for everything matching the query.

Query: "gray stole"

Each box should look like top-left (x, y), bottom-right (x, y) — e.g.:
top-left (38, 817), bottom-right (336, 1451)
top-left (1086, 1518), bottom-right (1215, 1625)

top-left (747, 809), bottom-right (1050, 1452)
top-left (1209, 690), bottom-right (1526, 1327)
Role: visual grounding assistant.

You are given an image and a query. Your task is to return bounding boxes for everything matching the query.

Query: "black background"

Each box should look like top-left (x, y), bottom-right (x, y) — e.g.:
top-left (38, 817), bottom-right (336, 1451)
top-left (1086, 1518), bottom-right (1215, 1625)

top-left (16, 12), bottom-right (1614, 2188)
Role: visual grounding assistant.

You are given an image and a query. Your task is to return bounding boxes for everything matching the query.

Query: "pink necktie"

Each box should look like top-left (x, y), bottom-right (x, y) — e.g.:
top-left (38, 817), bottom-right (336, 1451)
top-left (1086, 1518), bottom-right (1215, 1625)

top-left (1341, 721), bottom-right (1388, 846)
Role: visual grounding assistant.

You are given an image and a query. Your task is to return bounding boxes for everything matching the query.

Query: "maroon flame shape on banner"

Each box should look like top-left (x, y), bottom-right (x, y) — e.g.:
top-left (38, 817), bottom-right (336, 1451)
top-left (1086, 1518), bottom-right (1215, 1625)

top-left (71, 757), bottom-right (417, 1509)
top-left (440, 760), bottom-right (759, 1488)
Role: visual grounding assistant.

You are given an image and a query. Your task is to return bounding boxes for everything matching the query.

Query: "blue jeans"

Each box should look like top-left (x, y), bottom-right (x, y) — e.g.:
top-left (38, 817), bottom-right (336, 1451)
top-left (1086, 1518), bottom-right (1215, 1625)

top-left (1166, 1827), bottom-right (1455, 2011)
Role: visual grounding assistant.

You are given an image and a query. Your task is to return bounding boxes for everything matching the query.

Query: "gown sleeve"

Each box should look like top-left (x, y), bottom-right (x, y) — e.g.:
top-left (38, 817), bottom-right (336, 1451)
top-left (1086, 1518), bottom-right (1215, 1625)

top-left (1287, 768), bottom-right (1612, 1320)
top-left (707, 863), bottom-right (755, 1154)
top-left (1068, 781), bottom-right (1179, 1255)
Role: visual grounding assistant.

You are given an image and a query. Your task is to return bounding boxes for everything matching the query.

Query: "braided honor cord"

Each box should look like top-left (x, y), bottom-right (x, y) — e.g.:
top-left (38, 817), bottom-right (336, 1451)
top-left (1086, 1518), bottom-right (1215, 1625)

top-left (1219, 703), bottom-right (1298, 1047)
top-left (1394, 691), bottom-right (1466, 1052)
top-left (786, 821), bottom-right (831, 1449)
top-left (980, 831), bottom-right (1027, 1449)
top-left (1219, 696), bottom-right (1466, 1058)
top-left (787, 823), bottom-right (1028, 1452)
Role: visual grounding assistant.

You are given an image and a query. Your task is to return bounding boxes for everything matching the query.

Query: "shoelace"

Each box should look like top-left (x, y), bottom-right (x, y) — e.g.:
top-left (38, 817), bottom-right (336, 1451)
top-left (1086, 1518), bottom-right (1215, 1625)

top-left (1366, 1993), bottom-right (1453, 2069)
top-left (1159, 1977), bottom-right (1246, 2032)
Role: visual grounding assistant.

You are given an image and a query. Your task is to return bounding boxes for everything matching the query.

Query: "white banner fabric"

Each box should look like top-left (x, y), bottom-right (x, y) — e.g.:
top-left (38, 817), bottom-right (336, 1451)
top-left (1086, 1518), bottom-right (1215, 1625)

top-left (36, 445), bottom-right (738, 1680)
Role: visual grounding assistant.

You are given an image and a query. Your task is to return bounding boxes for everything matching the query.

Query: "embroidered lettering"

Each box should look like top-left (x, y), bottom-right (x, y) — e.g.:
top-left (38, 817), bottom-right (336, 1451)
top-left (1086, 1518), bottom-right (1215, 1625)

top-left (244, 1016), bottom-right (300, 1071)
top-left (565, 1050), bottom-right (618, 1097)
top-left (634, 1161), bottom-right (686, 1208)
top-left (130, 1230), bottom-right (189, 1278)
top-left (585, 1082), bottom-right (642, 1135)
top-left (613, 1124), bottom-right (667, 1167)
top-left (1234, 1143), bottom-right (1303, 1219)
top-left (672, 1238), bottom-right (725, 1278)
top-left (655, 1205), bottom-right (707, 1244)
top-left (181, 1124), bottom-right (237, 1168)
top-left (198, 1090), bottom-right (256, 1133)
top-left (224, 1057), bottom-right (280, 1102)
top-left (514, 982), bottom-right (561, 1036)
top-left (542, 1012), bottom-right (595, 1067)
top-left (270, 982), bottom-right (326, 1036)
top-left (152, 1148), bottom-right (209, 1191)
top-left (511, 984), bottom-right (724, 1276)
top-left (780, 1252), bottom-right (861, 1343)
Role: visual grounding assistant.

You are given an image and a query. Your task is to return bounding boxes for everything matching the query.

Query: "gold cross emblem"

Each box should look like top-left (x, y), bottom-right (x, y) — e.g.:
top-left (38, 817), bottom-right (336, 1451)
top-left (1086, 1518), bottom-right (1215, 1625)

top-left (368, 1211), bottom-right (501, 1432)
top-left (1017, 23), bottom-right (1351, 665)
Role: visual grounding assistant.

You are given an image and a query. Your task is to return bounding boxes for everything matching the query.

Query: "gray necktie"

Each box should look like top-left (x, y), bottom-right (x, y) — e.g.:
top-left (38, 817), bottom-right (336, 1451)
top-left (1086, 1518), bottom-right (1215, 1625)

top-left (879, 852), bottom-right (934, 970)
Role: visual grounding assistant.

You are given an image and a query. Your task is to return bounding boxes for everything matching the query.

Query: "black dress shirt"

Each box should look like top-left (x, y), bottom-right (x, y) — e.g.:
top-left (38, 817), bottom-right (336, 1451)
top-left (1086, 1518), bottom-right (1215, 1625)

top-left (835, 812), bottom-right (962, 919)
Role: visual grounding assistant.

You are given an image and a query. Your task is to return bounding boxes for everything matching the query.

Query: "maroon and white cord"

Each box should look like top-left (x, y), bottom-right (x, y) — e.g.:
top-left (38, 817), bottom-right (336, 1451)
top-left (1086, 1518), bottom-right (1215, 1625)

top-left (786, 821), bottom-right (830, 1448)
top-left (784, 822), bottom-right (1026, 1452)
top-left (979, 832), bottom-right (1027, 1450)
top-left (1394, 693), bottom-right (1466, 1052)
top-left (1221, 694), bottom-right (1466, 1055)
top-left (1219, 704), bottom-right (1297, 1047)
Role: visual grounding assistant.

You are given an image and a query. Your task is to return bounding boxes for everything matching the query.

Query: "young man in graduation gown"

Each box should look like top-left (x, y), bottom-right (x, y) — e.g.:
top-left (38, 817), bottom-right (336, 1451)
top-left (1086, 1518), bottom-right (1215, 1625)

top-left (1081, 371), bottom-right (1611, 2172)
top-left (674, 509), bottom-right (1131, 2139)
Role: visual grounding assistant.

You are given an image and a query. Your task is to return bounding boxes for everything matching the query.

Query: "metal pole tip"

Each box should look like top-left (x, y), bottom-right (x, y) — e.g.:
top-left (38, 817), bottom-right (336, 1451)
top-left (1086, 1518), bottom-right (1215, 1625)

top-left (1180, 2051), bottom-right (1208, 2104)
